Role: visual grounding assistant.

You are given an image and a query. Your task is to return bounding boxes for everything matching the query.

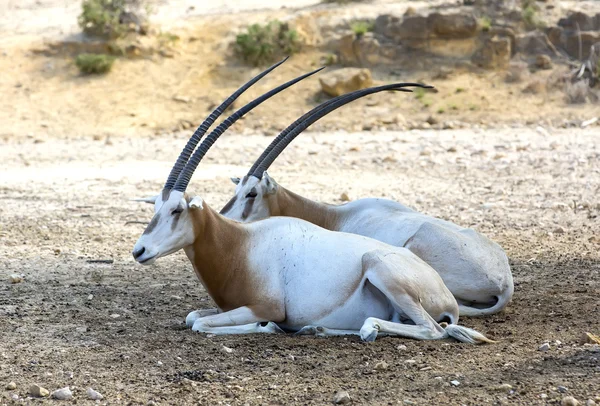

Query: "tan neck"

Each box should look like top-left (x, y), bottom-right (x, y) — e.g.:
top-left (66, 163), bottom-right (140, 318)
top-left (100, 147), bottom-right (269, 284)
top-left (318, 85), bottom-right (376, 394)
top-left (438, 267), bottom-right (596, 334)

top-left (268, 186), bottom-right (340, 231)
top-left (184, 203), bottom-right (254, 311)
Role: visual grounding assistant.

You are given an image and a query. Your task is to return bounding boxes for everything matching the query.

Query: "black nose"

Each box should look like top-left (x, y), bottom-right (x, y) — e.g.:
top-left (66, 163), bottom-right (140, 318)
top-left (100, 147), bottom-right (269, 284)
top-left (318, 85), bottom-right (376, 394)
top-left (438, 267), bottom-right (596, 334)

top-left (132, 247), bottom-right (145, 260)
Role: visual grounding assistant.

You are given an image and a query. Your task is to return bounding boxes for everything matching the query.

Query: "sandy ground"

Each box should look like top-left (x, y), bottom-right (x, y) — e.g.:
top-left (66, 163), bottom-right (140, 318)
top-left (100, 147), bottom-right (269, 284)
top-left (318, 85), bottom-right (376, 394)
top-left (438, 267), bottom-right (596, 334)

top-left (1, 127), bottom-right (599, 405)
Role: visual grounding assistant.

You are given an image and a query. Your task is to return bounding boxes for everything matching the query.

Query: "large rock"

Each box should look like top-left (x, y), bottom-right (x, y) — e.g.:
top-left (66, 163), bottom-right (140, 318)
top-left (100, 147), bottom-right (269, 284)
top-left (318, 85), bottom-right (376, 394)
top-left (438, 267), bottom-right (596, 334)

top-left (472, 37), bottom-right (511, 69)
top-left (337, 33), bottom-right (382, 66)
top-left (381, 12), bottom-right (480, 58)
top-left (558, 11), bottom-right (600, 31)
top-left (388, 12), bottom-right (478, 41)
top-left (564, 31), bottom-right (600, 59)
top-left (428, 13), bottom-right (478, 38)
top-left (515, 31), bottom-right (557, 56)
top-left (319, 68), bottom-right (373, 97)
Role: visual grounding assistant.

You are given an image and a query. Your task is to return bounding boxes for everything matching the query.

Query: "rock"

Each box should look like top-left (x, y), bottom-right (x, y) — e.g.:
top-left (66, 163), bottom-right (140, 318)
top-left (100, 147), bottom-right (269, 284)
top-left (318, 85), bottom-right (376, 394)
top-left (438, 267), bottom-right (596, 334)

top-left (553, 227), bottom-right (565, 234)
top-left (472, 37), bottom-right (511, 69)
top-left (558, 11), bottom-right (600, 31)
top-left (9, 274), bottom-right (23, 284)
top-left (87, 387), bottom-right (104, 400)
top-left (397, 344), bottom-right (407, 351)
top-left (538, 342), bottom-right (551, 351)
top-left (515, 32), bottom-right (556, 56)
top-left (535, 54), bottom-right (552, 69)
top-left (492, 383), bottom-right (513, 392)
top-left (340, 192), bottom-right (351, 202)
top-left (586, 399), bottom-right (596, 406)
top-left (319, 68), bottom-right (373, 97)
top-left (394, 15), bottom-right (430, 41)
top-left (333, 390), bottom-right (351, 404)
top-left (580, 332), bottom-right (600, 345)
top-left (428, 13), bottom-right (478, 38)
top-left (29, 384), bottom-right (50, 397)
top-left (562, 396), bottom-right (580, 406)
top-left (51, 387), bottom-right (73, 400)
top-left (221, 345), bottom-right (234, 354)
top-left (6, 381), bottom-right (16, 390)
top-left (558, 385), bottom-right (568, 393)
top-left (382, 155), bottom-right (398, 163)
top-left (564, 31), bottom-right (600, 59)
top-left (450, 380), bottom-right (460, 387)
top-left (374, 361), bottom-right (389, 370)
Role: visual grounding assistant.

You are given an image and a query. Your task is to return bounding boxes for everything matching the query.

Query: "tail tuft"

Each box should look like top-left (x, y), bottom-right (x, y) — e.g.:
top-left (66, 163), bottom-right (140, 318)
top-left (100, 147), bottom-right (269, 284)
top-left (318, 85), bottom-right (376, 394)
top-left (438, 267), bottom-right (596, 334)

top-left (444, 324), bottom-right (496, 344)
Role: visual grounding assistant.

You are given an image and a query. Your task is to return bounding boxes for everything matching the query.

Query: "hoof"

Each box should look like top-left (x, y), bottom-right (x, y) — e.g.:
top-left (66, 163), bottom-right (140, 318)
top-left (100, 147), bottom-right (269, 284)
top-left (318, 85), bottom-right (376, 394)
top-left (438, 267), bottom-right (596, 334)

top-left (185, 311), bottom-right (201, 328)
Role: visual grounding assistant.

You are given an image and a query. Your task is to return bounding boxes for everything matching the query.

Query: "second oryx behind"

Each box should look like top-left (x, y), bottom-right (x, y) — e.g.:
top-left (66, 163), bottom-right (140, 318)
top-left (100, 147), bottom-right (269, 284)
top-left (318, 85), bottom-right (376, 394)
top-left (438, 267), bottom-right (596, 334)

top-left (219, 87), bottom-right (514, 317)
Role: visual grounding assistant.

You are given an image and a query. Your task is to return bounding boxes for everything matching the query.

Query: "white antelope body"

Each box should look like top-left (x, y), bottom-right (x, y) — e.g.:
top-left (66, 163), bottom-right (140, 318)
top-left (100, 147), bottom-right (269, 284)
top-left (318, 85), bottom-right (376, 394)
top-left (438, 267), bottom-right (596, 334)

top-left (222, 177), bottom-right (513, 316)
top-left (132, 61), bottom-right (493, 343)
top-left (219, 87), bottom-right (513, 317)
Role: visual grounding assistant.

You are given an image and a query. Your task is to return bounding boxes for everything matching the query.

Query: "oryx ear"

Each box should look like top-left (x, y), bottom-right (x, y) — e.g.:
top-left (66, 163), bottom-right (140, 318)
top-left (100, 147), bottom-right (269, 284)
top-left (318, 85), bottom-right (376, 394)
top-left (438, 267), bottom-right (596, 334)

top-left (132, 195), bottom-right (158, 204)
top-left (263, 172), bottom-right (277, 195)
top-left (189, 196), bottom-right (204, 210)
top-left (231, 177), bottom-right (241, 185)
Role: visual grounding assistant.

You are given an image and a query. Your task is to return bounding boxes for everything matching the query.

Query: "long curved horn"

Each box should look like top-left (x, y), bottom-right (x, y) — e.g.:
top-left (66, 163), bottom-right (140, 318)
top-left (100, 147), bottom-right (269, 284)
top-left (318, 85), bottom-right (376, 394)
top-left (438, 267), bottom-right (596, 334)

top-left (244, 86), bottom-right (414, 176)
top-left (251, 82), bottom-right (432, 178)
top-left (171, 67), bottom-right (326, 193)
top-left (162, 57), bottom-right (288, 191)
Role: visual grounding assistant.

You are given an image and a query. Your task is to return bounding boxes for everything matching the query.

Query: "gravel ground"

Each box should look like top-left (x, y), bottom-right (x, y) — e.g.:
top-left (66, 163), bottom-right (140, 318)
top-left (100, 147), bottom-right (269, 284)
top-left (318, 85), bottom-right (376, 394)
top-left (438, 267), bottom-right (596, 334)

top-left (1, 127), bottom-right (599, 405)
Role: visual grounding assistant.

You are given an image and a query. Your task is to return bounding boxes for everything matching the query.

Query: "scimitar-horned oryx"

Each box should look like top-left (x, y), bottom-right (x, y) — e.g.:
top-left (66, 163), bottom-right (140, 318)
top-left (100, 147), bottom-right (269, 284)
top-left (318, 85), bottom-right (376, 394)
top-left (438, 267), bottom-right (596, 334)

top-left (218, 87), bottom-right (514, 317)
top-left (132, 69), bottom-right (493, 343)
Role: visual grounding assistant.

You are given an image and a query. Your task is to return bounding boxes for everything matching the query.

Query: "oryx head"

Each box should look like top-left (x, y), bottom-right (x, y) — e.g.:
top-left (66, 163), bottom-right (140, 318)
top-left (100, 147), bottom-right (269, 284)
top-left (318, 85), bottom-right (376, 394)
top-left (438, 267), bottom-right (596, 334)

top-left (220, 82), bottom-right (433, 222)
top-left (220, 172), bottom-right (278, 222)
top-left (132, 59), bottom-right (324, 264)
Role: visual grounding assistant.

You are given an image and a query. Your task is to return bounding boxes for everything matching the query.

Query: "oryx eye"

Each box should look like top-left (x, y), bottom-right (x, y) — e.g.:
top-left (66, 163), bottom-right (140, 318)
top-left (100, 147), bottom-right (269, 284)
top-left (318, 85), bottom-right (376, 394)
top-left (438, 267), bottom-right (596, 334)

top-left (246, 191), bottom-right (257, 199)
top-left (172, 208), bottom-right (183, 215)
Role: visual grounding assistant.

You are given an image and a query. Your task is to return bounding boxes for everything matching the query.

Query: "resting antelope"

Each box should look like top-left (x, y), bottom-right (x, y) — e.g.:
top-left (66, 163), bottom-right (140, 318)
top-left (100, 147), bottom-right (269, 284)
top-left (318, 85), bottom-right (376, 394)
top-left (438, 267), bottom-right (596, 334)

top-left (132, 61), bottom-right (493, 343)
top-left (219, 85), bottom-right (514, 317)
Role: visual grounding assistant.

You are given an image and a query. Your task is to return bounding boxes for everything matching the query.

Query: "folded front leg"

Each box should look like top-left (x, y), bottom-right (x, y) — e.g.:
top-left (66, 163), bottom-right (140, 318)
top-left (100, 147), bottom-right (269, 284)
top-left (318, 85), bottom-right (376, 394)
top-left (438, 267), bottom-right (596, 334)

top-left (185, 308), bottom-right (219, 327)
top-left (191, 306), bottom-right (284, 336)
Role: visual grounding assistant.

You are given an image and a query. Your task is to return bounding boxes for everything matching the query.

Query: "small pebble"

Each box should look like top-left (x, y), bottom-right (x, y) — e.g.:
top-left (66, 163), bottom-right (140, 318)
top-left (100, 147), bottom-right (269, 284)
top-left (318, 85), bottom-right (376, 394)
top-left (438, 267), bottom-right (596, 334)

top-left (221, 345), bottom-right (234, 354)
top-left (87, 294), bottom-right (94, 300)
top-left (29, 384), bottom-right (49, 397)
top-left (333, 390), bottom-right (351, 404)
top-left (586, 400), bottom-right (596, 406)
top-left (157, 361), bottom-right (163, 366)
top-left (538, 342), bottom-right (550, 352)
top-left (558, 386), bottom-right (568, 393)
top-left (51, 387), bottom-right (72, 400)
top-left (6, 381), bottom-right (16, 390)
top-left (562, 396), bottom-right (579, 406)
top-left (450, 380), bottom-right (460, 387)
top-left (87, 387), bottom-right (104, 400)
top-left (492, 383), bottom-right (513, 392)
top-left (340, 192), bottom-right (350, 202)
top-left (374, 361), bottom-right (388, 370)
top-left (9, 274), bottom-right (23, 284)
top-left (11, 394), bottom-right (18, 401)
top-left (397, 345), bottom-right (407, 351)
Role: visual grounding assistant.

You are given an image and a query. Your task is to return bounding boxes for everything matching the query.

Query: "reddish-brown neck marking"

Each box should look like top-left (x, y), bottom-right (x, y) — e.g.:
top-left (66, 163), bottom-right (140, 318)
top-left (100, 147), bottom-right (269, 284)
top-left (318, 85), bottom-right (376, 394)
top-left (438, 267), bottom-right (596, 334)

top-left (267, 186), bottom-right (341, 231)
top-left (183, 202), bottom-right (279, 318)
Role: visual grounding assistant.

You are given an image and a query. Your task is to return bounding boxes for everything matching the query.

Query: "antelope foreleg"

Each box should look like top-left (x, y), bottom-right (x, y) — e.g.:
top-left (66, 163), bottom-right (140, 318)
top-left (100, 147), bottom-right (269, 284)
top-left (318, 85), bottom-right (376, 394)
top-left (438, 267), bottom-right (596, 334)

top-left (185, 308), bottom-right (220, 327)
top-left (190, 306), bottom-right (284, 336)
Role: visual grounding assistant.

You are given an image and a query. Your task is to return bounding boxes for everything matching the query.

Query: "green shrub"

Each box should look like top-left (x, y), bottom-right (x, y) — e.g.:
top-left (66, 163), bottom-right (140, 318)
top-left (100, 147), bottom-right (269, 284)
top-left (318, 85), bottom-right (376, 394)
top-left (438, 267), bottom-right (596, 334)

top-left (75, 53), bottom-right (116, 74)
top-left (79, 0), bottom-right (126, 37)
top-left (78, 0), bottom-right (149, 38)
top-left (521, 0), bottom-right (544, 30)
top-left (236, 21), bottom-right (301, 66)
top-left (350, 20), bottom-right (374, 37)
top-left (479, 16), bottom-right (492, 32)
